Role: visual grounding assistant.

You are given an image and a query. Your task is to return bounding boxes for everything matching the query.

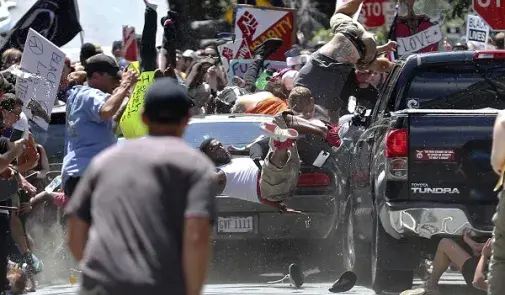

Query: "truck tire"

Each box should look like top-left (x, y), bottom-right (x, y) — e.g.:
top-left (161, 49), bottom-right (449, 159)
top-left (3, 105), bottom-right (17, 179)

top-left (371, 216), bottom-right (414, 293)
top-left (342, 198), bottom-right (371, 285)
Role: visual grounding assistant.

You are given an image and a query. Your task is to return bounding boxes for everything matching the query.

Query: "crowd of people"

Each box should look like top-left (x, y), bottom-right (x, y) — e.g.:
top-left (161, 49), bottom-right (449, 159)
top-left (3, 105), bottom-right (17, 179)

top-left (0, 0), bottom-right (503, 294)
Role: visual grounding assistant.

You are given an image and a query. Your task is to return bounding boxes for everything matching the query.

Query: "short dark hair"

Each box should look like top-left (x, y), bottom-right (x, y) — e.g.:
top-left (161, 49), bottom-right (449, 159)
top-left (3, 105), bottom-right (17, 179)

top-left (199, 138), bottom-right (216, 154)
top-left (0, 95), bottom-right (23, 111)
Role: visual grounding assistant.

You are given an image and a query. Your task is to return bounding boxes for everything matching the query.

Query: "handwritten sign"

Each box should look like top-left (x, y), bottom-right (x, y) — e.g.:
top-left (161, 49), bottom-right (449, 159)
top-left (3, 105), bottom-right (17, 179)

top-left (15, 28), bottom-right (65, 130)
top-left (397, 23), bottom-right (443, 56)
top-left (119, 71), bottom-right (154, 138)
top-left (227, 59), bottom-right (287, 85)
top-left (466, 14), bottom-right (489, 50)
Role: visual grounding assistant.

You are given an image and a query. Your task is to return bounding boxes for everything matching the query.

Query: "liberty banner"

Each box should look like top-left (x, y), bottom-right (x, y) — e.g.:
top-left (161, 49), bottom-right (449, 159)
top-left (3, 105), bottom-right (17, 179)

top-left (233, 5), bottom-right (296, 61)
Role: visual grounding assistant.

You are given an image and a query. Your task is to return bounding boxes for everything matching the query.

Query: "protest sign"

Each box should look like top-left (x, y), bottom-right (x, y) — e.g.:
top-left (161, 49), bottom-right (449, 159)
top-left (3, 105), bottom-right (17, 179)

top-left (227, 59), bottom-right (287, 85)
top-left (119, 71), bottom-right (154, 139)
top-left (234, 5), bottom-right (296, 61)
top-left (15, 28), bottom-right (65, 130)
top-left (466, 15), bottom-right (489, 50)
top-left (123, 25), bottom-right (139, 62)
top-left (337, 0), bottom-right (394, 28)
top-left (396, 22), bottom-right (443, 55)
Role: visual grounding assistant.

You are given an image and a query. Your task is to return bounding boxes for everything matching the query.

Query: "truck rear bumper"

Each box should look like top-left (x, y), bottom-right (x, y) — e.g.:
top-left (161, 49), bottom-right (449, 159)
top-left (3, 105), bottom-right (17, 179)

top-left (382, 204), bottom-right (493, 239)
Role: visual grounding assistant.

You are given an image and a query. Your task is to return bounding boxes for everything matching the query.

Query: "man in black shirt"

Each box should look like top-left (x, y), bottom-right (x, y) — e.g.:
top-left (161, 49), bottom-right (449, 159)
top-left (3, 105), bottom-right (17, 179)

top-left (65, 78), bottom-right (217, 295)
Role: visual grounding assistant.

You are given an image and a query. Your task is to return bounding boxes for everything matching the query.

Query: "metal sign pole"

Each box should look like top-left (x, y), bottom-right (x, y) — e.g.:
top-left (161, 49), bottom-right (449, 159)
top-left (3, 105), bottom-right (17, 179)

top-left (75, 0), bottom-right (85, 46)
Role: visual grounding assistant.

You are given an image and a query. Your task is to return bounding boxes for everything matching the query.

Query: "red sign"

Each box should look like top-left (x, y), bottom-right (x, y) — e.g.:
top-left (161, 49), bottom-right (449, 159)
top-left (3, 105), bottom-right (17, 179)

top-left (360, 0), bottom-right (389, 28)
top-left (234, 6), bottom-right (296, 61)
top-left (415, 149), bottom-right (456, 161)
top-left (122, 25), bottom-right (139, 62)
top-left (473, 0), bottom-right (505, 31)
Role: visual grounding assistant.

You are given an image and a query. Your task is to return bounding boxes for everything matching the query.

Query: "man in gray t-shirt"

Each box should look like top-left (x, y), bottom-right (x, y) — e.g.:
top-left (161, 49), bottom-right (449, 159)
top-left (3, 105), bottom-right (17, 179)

top-left (65, 78), bottom-right (217, 295)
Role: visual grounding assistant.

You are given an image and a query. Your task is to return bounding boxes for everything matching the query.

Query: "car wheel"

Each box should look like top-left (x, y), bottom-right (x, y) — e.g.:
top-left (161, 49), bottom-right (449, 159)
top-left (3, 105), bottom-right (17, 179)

top-left (371, 215), bottom-right (414, 294)
top-left (342, 198), bottom-right (371, 285)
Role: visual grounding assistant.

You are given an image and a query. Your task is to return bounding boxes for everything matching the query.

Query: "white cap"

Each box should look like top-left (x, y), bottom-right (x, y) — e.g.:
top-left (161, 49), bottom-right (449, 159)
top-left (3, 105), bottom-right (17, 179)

top-left (282, 70), bottom-right (299, 91)
top-left (182, 49), bottom-right (198, 60)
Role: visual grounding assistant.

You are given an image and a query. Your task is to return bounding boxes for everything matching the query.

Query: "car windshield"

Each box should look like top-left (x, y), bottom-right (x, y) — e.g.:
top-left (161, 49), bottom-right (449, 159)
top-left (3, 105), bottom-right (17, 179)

top-left (183, 121), bottom-right (265, 149)
top-left (403, 62), bottom-right (505, 110)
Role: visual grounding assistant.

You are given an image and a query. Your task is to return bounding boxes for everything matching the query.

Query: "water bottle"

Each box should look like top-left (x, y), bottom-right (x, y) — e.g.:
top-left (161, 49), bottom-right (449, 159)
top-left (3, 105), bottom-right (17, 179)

top-left (45, 175), bottom-right (62, 194)
top-left (255, 69), bottom-right (274, 90)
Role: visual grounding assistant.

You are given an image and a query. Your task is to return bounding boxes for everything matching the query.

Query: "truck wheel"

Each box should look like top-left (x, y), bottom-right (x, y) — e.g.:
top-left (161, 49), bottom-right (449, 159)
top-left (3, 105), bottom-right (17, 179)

top-left (371, 216), bottom-right (413, 293)
top-left (342, 199), bottom-right (371, 284)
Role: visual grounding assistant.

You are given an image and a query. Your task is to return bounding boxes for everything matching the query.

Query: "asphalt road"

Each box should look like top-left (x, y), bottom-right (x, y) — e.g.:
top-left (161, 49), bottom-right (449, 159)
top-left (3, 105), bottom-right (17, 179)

top-left (27, 272), bottom-right (481, 295)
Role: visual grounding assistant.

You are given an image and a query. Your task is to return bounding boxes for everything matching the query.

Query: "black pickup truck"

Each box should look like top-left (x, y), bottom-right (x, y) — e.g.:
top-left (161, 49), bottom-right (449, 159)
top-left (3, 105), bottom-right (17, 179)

top-left (337, 50), bottom-right (505, 293)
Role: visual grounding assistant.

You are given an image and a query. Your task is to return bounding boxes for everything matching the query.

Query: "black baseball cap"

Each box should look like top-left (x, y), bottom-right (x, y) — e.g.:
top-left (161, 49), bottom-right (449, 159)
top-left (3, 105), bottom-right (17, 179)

top-left (144, 77), bottom-right (195, 123)
top-left (85, 54), bottom-right (122, 79)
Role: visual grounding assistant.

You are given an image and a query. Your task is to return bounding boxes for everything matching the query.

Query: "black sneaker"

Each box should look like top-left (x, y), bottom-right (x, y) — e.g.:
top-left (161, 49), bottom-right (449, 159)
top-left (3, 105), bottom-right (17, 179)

top-left (253, 38), bottom-right (283, 59)
top-left (329, 271), bottom-right (357, 293)
top-left (288, 263), bottom-right (304, 288)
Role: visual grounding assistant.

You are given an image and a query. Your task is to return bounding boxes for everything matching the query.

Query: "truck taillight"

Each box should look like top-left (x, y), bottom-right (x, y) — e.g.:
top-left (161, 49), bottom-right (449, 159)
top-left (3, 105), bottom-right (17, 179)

top-left (473, 50), bottom-right (505, 60)
top-left (385, 129), bottom-right (408, 180)
top-left (386, 129), bottom-right (408, 158)
top-left (297, 172), bottom-right (331, 187)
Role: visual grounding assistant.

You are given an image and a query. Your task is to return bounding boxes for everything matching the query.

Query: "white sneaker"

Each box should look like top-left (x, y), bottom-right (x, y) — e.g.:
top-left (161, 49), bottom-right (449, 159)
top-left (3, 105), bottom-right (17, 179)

top-left (260, 122), bottom-right (298, 142)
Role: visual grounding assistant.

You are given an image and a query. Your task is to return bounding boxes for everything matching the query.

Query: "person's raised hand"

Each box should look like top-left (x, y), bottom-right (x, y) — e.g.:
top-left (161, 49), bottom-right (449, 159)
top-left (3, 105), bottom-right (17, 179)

top-left (384, 40), bottom-right (397, 52)
top-left (482, 238), bottom-right (492, 258)
top-left (9, 139), bottom-right (26, 158)
top-left (120, 70), bottom-right (139, 90)
top-left (68, 71), bottom-right (87, 85)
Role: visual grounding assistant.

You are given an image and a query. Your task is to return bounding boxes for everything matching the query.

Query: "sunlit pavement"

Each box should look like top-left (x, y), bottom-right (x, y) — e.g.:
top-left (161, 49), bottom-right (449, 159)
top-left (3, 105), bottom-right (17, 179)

top-left (31, 272), bottom-right (482, 295)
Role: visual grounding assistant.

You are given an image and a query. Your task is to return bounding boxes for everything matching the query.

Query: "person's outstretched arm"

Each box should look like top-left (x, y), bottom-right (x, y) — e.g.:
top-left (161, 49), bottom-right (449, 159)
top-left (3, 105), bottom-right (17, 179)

top-left (473, 238), bottom-right (491, 290)
top-left (139, 1), bottom-right (158, 72)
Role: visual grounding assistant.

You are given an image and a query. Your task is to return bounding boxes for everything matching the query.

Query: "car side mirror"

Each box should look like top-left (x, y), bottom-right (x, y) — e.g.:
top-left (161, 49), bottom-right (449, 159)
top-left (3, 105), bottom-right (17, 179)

top-left (5, 1), bottom-right (16, 9)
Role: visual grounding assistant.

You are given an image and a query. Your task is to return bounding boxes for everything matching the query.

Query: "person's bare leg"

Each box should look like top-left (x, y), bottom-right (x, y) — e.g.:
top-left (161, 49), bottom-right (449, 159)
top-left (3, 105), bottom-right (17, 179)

top-left (430, 238), bottom-right (472, 287)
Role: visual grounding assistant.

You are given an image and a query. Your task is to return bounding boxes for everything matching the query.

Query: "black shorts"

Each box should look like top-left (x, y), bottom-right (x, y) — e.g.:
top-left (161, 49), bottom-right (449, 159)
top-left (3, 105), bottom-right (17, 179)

top-left (461, 256), bottom-right (479, 286)
top-left (295, 52), bottom-right (353, 113)
top-left (64, 177), bottom-right (81, 199)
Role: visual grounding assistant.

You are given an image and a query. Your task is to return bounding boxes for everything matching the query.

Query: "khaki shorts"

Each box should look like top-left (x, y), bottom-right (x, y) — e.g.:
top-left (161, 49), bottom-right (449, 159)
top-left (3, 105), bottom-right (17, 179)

top-left (259, 111), bottom-right (301, 202)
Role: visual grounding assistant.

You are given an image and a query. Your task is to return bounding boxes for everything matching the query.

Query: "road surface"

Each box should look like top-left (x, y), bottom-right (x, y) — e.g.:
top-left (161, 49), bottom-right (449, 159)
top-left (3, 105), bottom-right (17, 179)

top-left (28, 272), bottom-right (480, 295)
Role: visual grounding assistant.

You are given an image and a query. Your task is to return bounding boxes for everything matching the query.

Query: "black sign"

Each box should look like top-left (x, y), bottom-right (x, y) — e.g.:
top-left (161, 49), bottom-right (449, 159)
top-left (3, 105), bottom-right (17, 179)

top-left (0, 0), bottom-right (82, 55)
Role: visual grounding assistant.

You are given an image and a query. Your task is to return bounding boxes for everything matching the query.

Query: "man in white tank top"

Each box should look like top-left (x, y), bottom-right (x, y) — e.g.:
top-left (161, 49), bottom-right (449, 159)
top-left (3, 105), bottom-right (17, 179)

top-left (199, 86), bottom-right (343, 211)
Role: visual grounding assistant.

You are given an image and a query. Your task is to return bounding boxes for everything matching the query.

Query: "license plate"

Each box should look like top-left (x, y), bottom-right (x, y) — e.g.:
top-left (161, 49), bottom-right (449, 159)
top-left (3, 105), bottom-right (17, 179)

top-left (217, 216), bottom-right (254, 233)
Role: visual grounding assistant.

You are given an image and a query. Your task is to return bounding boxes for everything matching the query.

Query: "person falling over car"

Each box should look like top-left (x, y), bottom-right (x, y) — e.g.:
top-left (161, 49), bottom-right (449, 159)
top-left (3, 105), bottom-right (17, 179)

top-left (199, 86), bottom-right (342, 214)
top-left (294, 0), bottom-right (396, 123)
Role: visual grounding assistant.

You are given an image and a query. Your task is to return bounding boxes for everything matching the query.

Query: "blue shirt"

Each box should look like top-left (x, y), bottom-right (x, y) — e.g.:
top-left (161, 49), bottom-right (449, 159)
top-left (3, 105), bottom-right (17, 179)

top-left (62, 86), bottom-right (117, 184)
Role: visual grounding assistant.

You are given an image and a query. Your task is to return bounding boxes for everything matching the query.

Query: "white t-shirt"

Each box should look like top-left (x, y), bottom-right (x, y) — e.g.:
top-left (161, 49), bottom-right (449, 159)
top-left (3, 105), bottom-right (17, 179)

top-left (218, 158), bottom-right (261, 203)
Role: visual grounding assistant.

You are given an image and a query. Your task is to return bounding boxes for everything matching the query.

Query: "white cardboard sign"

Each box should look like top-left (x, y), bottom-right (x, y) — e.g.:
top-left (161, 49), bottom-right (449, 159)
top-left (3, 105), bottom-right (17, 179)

top-left (466, 14), bottom-right (489, 50)
top-left (16, 28), bottom-right (66, 130)
top-left (397, 23), bottom-right (443, 56)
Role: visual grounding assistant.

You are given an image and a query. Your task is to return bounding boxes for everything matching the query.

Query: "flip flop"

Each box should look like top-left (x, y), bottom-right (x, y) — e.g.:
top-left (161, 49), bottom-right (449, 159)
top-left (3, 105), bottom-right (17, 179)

top-left (328, 271), bottom-right (357, 293)
top-left (399, 288), bottom-right (427, 295)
